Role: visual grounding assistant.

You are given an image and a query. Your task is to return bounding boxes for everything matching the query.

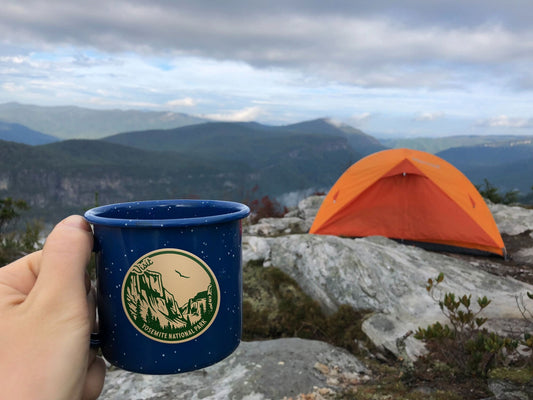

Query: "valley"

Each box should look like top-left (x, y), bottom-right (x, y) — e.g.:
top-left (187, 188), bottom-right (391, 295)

top-left (0, 103), bottom-right (532, 225)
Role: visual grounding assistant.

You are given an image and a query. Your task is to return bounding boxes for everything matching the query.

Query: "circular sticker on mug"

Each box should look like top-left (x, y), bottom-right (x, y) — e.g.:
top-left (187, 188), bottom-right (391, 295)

top-left (122, 249), bottom-right (220, 343)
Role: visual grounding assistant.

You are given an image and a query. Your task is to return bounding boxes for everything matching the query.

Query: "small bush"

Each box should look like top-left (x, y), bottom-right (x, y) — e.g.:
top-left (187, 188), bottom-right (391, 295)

top-left (476, 179), bottom-right (520, 204)
top-left (415, 273), bottom-right (518, 378)
top-left (248, 195), bottom-right (288, 224)
top-left (515, 291), bottom-right (533, 364)
top-left (242, 264), bottom-right (372, 355)
top-left (0, 197), bottom-right (43, 266)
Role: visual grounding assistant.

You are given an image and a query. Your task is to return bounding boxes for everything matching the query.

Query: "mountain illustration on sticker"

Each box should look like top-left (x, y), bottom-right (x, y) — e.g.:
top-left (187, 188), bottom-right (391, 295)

top-left (122, 249), bottom-right (220, 343)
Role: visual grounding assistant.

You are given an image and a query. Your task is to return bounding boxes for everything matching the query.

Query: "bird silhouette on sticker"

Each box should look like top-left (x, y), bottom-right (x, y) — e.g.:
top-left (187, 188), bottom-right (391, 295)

top-left (175, 270), bottom-right (190, 278)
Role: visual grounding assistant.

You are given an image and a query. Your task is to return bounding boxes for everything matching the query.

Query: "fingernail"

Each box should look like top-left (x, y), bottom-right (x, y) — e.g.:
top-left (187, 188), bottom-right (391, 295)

top-left (61, 215), bottom-right (92, 232)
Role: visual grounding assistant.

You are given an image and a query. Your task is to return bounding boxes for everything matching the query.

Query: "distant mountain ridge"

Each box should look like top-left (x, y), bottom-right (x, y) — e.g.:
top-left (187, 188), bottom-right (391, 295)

top-left (437, 139), bottom-right (533, 166)
top-left (0, 115), bottom-right (385, 224)
top-left (436, 140), bottom-right (533, 193)
top-left (0, 123), bottom-right (361, 222)
top-left (103, 118), bottom-right (384, 164)
top-left (0, 139), bottom-right (249, 222)
top-left (0, 102), bottom-right (207, 139)
top-left (283, 118), bottom-right (385, 156)
top-left (0, 121), bottom-right (59, 145)
top-left (381, 134), bottom-right (533, 154)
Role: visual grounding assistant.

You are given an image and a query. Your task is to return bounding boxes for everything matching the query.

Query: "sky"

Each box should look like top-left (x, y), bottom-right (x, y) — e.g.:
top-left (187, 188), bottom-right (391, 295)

top-left (1, 0), bottom-right (533, 138)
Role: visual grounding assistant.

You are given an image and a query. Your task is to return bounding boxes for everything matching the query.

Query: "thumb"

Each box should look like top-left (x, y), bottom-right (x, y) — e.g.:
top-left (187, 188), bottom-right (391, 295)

top-left (32, 215), bottom-right (93, 305)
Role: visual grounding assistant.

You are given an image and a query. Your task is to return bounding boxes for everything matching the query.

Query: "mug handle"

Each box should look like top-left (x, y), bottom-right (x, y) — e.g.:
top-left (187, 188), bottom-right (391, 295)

top-left (90, 333), bottom-right (101, 349)
top-left (89, 228), bottom-right (101, 349)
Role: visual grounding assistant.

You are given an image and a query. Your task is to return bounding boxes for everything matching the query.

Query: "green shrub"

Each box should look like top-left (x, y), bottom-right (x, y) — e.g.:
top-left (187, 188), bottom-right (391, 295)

top-left (515, 291), bottom-right (533, 364)
top-left (242, 264), bottom-right (372, 355)
top-left (476, 179), bottom-right (520, 204)
top-left (0, 197), bottom-right (43, 266)
top-left (415, 273), bottom-right (518, 378)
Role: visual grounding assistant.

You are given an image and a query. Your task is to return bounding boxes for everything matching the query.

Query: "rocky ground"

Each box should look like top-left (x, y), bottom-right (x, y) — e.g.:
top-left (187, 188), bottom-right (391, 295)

top-left (457, 230), bottom-right (533, 285)
top-left (99, 198), bottom-right (533, 400)
top-left (242, 198), bottom-right (533, 400)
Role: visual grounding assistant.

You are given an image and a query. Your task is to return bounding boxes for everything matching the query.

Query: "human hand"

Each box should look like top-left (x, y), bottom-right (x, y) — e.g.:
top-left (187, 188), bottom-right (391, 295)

top-left (0, 215), bottom-right (106, 400)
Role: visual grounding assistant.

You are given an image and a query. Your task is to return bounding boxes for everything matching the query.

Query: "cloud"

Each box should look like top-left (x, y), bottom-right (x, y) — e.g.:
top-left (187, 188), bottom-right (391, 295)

top-left (203, 106), bottom-right (263, 122)
top-left (480, 115), bottom-right (532, 128)
top-left (1, 82), bottom-right (24, 92)
top-left (166, 97), bottom-right (196, 107)
top-left (1, 1), bottom-right (533, 133)
top-left (350, 112), bottom-right (372, 126)
top-left (1, 1), bottom-right (533, 91)
top-left (414, 112), bottom-right (445, 121)
top-left (0, 55), bottom-right (27, 64)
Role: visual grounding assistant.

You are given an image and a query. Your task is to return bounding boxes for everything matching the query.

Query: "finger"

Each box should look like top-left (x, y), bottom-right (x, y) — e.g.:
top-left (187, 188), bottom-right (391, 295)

top-left (82, 356), bottom-right (106, 400)
top-left (32, 215), bottom-right (93, 305)
top-left (0, 251), bottom-right (42, 299)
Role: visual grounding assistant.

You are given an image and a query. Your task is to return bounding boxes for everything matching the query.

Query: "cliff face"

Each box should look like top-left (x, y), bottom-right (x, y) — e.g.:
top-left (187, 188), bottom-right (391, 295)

top-left (1, 166), bottom-right (245, 223)
top-left (123, 267), bottom-right (219, 334)
top-left (124, 270), bottom-right (187, 331)
top-left (3, 171), bottom-right (135, 207)
top-left (179, 286), bottom-right (216, 327)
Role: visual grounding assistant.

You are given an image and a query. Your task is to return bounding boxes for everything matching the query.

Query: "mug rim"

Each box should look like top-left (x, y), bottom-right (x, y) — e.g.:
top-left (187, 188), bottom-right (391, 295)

top-left (84, 199), bottom-right (250, 228)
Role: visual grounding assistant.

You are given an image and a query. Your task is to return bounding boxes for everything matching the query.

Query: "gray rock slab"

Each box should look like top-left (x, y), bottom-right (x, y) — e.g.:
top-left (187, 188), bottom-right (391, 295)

top-left (243, 234), bottom-right (533, 359)
top-left (99, 338), bottom-right (368, 400)
top-left (490, 203), bottom-right (533, 236)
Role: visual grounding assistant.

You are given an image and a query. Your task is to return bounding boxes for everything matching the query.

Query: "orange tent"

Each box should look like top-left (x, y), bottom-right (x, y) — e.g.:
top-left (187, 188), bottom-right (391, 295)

top-left (310, 148), bottom-right (506, 257)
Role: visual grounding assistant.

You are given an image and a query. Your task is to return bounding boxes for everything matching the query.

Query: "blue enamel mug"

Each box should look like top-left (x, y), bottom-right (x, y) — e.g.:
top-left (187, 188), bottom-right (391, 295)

top-left (84, 199), bottom-right (250, 374)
